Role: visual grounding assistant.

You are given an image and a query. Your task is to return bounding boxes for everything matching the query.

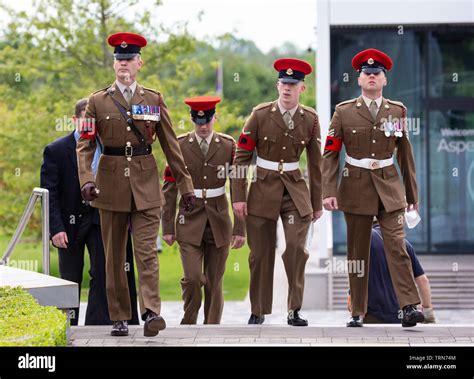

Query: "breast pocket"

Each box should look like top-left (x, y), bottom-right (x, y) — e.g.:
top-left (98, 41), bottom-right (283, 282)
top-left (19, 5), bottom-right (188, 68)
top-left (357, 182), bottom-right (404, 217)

top-left (291, 134), bottom-right (310, 156)
top-left (344, 129), bottom-right (360, 150)
top-left (258, 134), bottom-right (277, 155)
top-left (97, 113), bottom-right (122, 141)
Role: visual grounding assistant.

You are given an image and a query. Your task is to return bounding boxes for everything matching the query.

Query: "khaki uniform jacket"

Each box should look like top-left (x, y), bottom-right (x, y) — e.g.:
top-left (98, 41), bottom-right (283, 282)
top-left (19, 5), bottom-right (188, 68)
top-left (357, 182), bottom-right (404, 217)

top-left (76, 83), bottom-right (193, 212)
top-left (322, 96), bottom-right (418, 215)
top-left (232, 101), bottom-right (323, 220)
top-left (162, 132), bottom-right (245, 248)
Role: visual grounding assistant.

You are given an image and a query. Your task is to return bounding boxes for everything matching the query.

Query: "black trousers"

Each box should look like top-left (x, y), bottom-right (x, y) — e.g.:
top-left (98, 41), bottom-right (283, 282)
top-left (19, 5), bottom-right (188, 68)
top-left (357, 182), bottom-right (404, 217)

top-left (58, 216), bottom-right (139, 325)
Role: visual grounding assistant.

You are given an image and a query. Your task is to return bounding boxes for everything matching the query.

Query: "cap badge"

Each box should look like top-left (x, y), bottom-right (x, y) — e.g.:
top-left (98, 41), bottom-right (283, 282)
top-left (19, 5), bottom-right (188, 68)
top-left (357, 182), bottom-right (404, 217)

top-left (286, 68), bottom-right (293, 75)
top-left (197, 110), bottom-right (205, 116)
top-left (120, 41), bottom-right (128, 48)
top-left (367, 58), bottom-right (374, 65)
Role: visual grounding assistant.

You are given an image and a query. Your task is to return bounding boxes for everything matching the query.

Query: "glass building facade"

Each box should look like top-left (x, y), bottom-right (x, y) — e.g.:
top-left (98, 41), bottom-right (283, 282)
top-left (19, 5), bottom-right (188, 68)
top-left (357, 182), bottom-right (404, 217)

top-left (330, 24), bottom-right (474, 255)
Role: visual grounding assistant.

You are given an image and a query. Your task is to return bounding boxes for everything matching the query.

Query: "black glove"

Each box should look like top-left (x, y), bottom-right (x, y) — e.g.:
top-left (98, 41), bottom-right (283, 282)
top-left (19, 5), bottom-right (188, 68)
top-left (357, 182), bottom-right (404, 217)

top-left (81, 182), bottom-right (99, 201)
top-left (182, 192), bottom-right (196, 212)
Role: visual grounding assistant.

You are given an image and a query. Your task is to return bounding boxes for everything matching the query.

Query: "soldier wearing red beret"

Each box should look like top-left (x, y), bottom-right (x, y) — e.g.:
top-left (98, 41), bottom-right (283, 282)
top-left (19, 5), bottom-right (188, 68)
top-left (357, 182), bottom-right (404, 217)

top-left (322, 48), bottom-right (424, 327)
top-left (232, 58), bottom-right (323, 326)
top-left (77, 32), bottom-right (196, 337)
top-left (161, 96), bottom-right (246, 324)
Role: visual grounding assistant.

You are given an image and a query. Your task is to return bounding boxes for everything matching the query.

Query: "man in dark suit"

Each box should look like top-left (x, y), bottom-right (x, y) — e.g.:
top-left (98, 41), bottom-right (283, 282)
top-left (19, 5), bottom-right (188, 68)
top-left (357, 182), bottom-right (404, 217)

top-left (40, 98), bottom-right (139, 325)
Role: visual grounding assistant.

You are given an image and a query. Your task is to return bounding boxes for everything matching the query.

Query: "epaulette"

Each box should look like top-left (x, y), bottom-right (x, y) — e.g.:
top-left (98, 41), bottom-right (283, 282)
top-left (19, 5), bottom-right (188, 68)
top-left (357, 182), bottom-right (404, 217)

top-left (386, 99), bottom-right (406, 109)
top-left (92, 85), bottom-right (112, 96)
top-left (177, 132), bottom-right (190, 140)
top-left (335, 98), bottom-right (357, 108)
top-left (142, 86), bottom-right (162, 96)
top-left (217, 132), bottom-right (235, 142)
top-left (253, 102), bottom-right (273, 112)
top-left (300, 104), bottom-right (317, 115)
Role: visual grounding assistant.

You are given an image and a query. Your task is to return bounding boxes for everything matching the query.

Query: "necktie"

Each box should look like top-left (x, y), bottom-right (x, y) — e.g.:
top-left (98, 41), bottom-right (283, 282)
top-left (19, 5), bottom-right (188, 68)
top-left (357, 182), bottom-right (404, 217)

top-left (369, 100), bottom-right (378, 121)
top-left (200, 139), bottom-right (209, 157)
top-left (124, 87), bottom-right (132, 105)
top-left (283, 110), bottom-right (294, 130)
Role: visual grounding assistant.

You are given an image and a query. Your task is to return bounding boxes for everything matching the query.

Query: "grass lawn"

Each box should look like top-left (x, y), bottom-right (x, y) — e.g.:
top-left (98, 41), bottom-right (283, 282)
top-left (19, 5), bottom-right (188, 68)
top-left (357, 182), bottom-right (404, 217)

top-left (0, 234), bottom-right (250, 301)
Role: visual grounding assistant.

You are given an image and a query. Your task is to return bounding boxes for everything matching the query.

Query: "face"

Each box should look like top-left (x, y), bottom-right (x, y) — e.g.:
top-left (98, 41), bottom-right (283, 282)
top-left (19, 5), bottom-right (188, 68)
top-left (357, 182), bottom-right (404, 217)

top-left (113, 55), bottom-right (142, 84)
top-left (357, 70), bottom-right (387, 94)
top-left (277, 80), bottom-right (305, 107)
top-left (194, 115), bottom-right (216, 139)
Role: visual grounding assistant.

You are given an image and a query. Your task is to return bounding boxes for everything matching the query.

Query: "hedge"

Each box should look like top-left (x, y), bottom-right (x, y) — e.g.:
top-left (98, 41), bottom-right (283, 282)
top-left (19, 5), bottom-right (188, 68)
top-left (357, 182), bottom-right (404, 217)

top-left (0, 286), bottom-right (67, 346)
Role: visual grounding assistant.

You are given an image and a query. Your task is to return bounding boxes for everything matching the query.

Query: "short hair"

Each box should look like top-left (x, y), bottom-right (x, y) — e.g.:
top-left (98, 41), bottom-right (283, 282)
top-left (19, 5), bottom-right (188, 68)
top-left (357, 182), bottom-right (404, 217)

top-left (75, 98), bottom-right (88, 117)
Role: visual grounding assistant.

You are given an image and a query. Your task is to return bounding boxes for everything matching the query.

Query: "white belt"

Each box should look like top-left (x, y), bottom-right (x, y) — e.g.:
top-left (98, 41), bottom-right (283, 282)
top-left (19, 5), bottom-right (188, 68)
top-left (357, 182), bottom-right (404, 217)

top-left (345, 155), bottom-right (394, 170)
top-left (256, 156), bottom-right (299, 172)
top-left (194, 186), bottom-right (226, 199)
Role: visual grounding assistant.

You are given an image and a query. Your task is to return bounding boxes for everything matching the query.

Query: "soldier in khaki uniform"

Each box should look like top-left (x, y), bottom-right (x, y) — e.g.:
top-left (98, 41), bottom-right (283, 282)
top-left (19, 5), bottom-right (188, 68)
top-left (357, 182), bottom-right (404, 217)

top-left (322, 48), bottom-right (424, 327)
top-left (77, 32), bottom-right (196, 337)
top-left (161, 96), bottom-right (246, 324)
top-left (233, 58), bottom-right (323, 326)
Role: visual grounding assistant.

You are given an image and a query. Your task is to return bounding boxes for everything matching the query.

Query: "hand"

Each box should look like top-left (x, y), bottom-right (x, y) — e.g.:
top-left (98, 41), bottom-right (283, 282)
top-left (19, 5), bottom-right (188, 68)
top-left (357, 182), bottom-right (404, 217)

top-left (182, 192), bottom-right (196, 212)
top-left (407, 202), bottom-right (419, 212)
top-left (231, 235), bottom-right (246, 249)
top-left (233, 202), bottom-right (247, 220)
top-left (81, 182), bottom-right (98, 201)
top-left (312, 210), bottom-right (323, 222)
top-left (162, 234), bottom-right (176, 246)
top-left (52, 232), bottom-right (68, 249)
top-left (323, 197), bottom-right (338, 211)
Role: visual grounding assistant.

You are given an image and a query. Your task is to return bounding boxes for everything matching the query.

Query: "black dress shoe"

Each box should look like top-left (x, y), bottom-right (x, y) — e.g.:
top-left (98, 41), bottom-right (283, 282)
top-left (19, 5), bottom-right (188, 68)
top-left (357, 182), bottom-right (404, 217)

top-left (248, 314), bottom-right (265, 324)
top-left (346, 315), bottom-right (363, 327)
top-left (144, 311), bottom-right (166, 337)
top-left (287, 310), bottom-right (308, 326)
top-left (111, 320), bottom-right (129, 336)
top-left (402, 305), bottom-right (425, 327)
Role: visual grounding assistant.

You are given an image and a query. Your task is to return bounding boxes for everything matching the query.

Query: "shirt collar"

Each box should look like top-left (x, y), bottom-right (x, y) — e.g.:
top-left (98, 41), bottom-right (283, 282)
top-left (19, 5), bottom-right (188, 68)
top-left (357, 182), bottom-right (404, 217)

top-left (73, 130), bottom-right (80, 142)
top-left (277, 100), bottom-right (298, 118)
top-left (115, 80), bottom-right (137, 95)
top-left (362, 95), bottom-right (383, 109)
top-left (195, 132), bottom-right (214, 146)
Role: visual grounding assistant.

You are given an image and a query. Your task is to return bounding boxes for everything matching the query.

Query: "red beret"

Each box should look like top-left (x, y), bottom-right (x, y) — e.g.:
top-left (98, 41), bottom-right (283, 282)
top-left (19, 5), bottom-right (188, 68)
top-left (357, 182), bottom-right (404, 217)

top-left (352, 48), bottom-right (393, 71)
top-left (184, 96), bottom-right (221, 111)
top-left (107, 32), bottom-right (147, 48)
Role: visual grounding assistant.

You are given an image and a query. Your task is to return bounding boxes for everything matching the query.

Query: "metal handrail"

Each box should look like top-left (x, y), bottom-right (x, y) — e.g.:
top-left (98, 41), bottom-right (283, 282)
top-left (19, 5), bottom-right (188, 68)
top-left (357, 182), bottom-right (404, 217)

top-left (1, 187), bottom-right (50, 275)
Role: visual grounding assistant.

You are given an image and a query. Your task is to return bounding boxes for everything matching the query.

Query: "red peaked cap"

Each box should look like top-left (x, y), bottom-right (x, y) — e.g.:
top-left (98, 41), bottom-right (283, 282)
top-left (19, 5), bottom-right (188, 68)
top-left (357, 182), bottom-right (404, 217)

top-left (274, 58), bottom-right (313, 75)
top-left (107, 32), bottom-right (147, 48)
top-left (351, 48), bottom-right (393, 71)
top-left (185, 96), bottom-right (221, 125)
top-left (184, 96), bottom-right (221, 111)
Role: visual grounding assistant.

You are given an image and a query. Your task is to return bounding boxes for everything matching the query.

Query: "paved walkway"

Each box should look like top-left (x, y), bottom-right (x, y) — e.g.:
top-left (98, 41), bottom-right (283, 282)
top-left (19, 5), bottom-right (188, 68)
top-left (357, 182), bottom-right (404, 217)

top-left (70, 324), bottom-right (474, 346)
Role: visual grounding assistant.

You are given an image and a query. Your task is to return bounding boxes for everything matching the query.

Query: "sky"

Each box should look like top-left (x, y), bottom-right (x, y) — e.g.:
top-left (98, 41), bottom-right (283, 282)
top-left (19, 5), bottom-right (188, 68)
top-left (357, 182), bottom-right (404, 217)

top-left (1, 0), bottom-right (318, 53)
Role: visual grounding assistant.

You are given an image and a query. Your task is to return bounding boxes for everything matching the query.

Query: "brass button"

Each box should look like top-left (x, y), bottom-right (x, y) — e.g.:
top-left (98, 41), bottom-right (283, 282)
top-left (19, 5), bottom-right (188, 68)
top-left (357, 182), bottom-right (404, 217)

top-left (204, 200), bottom-right (208, 204)
top-left (301, 141), bottom-right (305, 144)
top-left (204, 176), bottom-right (207, 180)
top-left (352, 130), bottom-right (356, 134)
top-left (264, 137), bottom-right (268, 141)
top-left (127, 127), bottom-right (131, 131)
top-left (106, 116), bottom-right (110, 120)
top-left (372, 140), bottom-right (376, 143)
top-left (282, 146), bottom-right (286, 150)
top-left (126, 142), bottom-right (131, 146)
top-left (204, 163), bottom-right (207, 166)
top-left (280, 159), bottom-right (284, 163)
top-left (373, 126), bottom-right (377, 129)
top-left (371, 153), bottom-right (375, 157)
top-left (284, 133), bottom-right (288, 136)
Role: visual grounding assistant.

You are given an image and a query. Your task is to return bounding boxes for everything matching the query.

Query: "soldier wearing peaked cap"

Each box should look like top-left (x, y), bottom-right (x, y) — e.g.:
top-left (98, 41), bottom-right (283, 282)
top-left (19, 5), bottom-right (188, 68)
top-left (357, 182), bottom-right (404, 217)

top-left (76, 32), bottom-right (196, 337)
top-left (322, 48), bottom-right (424, 327)
top-left (161, 96), bottom-right (246, 324)
top-left (232, 58), bottom-right (323, 326)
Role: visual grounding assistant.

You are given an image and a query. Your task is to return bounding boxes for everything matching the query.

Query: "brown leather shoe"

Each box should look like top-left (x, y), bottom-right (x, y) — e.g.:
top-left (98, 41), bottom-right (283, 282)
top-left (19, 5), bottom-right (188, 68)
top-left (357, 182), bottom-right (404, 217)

top-left (143, 312), bottom-right (166, 337)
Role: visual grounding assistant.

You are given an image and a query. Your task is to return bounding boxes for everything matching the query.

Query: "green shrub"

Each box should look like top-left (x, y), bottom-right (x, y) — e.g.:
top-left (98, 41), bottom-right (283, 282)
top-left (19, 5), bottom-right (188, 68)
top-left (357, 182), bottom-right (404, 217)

top-left (0, 286), bottom-right (67, 346)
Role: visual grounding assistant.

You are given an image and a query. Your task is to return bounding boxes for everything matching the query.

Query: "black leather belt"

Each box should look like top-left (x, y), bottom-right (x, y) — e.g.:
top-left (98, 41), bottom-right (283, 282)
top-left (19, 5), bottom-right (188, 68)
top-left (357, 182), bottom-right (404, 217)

top-left (103, 145), bottom-right (152, 157)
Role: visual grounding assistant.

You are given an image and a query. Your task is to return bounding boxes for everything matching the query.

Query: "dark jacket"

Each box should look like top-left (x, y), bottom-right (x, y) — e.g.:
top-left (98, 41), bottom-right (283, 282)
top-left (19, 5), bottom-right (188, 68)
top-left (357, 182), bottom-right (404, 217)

top-left (40, 132), bottom-right (100, 251)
